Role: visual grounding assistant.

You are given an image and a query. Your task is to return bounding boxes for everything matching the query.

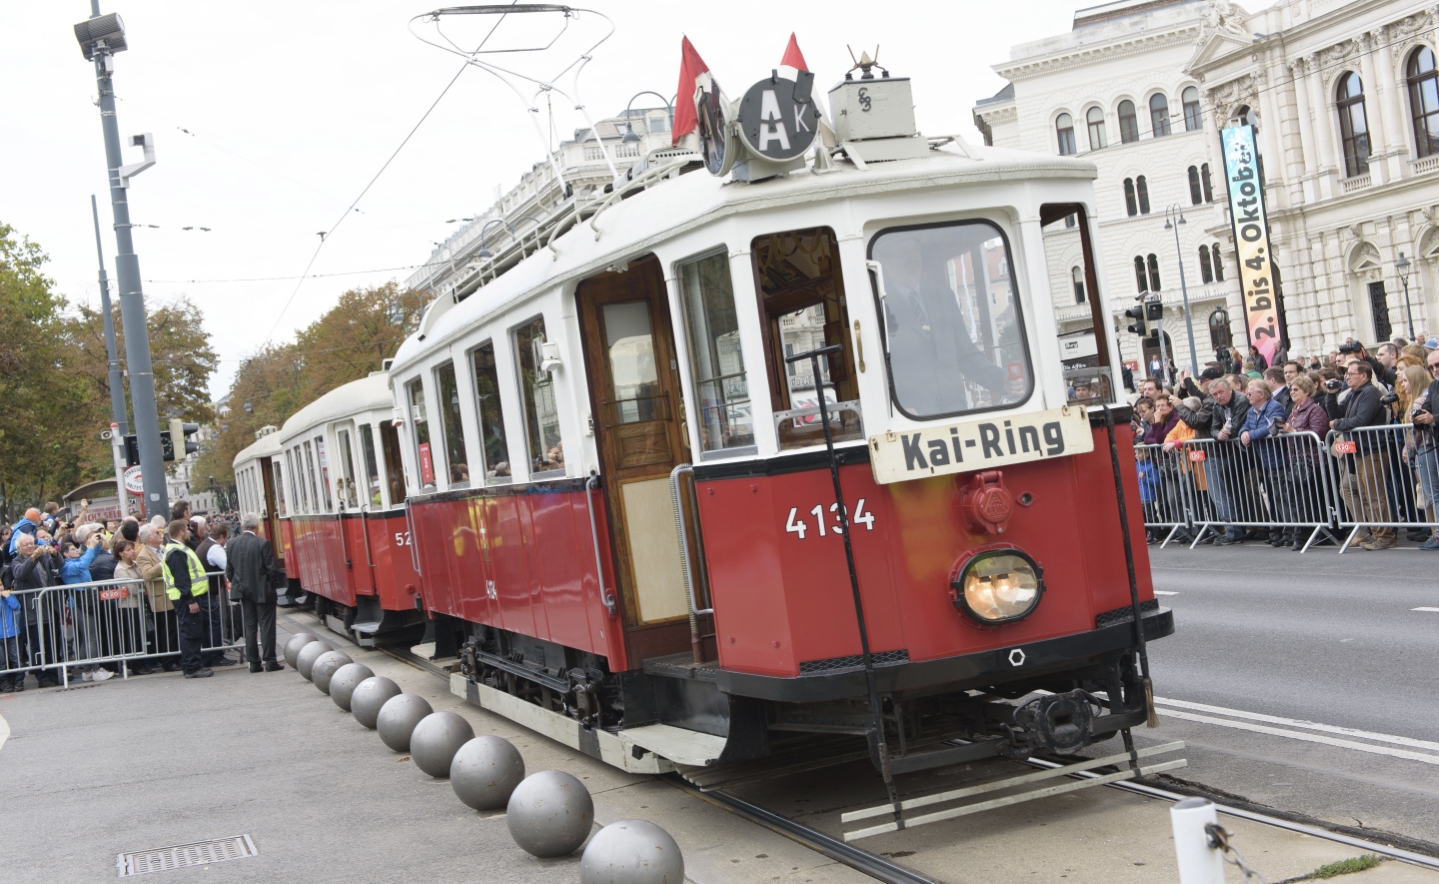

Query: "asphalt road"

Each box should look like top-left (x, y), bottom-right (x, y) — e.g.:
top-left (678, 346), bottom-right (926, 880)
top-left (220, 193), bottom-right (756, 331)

top-left (1136, 542), bottom-right (1439, 846)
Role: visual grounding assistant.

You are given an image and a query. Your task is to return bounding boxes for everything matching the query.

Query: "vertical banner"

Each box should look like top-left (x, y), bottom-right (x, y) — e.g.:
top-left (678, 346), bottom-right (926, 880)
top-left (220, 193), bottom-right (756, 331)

top-left (1221, 125), bottom-right (1280, 364)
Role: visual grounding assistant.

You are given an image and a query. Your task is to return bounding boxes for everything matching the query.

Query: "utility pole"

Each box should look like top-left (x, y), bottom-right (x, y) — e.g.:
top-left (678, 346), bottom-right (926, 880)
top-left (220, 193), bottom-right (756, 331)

top-left (78, 3), bottom-right (169, 519)
top-left (91, 194), bottom-right (128, 435)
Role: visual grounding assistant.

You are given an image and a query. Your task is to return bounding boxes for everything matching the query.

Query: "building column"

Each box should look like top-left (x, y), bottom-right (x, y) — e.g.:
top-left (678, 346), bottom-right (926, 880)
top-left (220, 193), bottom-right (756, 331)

top-left (1359, 33), bottom-right (1391, 183)
top-left (1307, 52), bottom-right (1339, 198)
top-left (1290, 59), bottom-right (1319, 203)
top-left (1257, 67), bottom-right (1286, 206)
top-left (1374, 28), bottom-right (1410, 179)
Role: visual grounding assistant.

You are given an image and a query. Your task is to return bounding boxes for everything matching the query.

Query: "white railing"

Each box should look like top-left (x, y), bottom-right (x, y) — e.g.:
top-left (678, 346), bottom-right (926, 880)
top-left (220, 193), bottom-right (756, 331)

top-left (1412, 154), bottom-right (1439, 175)
top-left (1342, 173), bottom-right (1372, 193)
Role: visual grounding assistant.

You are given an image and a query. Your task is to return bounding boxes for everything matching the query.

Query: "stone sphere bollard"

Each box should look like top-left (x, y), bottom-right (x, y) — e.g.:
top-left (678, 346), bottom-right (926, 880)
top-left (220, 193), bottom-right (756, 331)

top-left (295, 640), bottom-right (334, 681)
top-left (311, 650), bottom-right (354, 694)
top-left (350, 676), bottom-right (402, 729)
top-left (328, 663), bottom-right (375, 711)
top-left (376, 693), bottom-right (433, 752)
top-left (409, 711), bottom-right (475, 778)
top-left (580, 820), bottom-right (684, 884)
top-left (283, 633), bottom-right (318, 669)
top-left (450, 735), bottom-right (525, 810)
top-left (506, 770), bottom-right (594, 858)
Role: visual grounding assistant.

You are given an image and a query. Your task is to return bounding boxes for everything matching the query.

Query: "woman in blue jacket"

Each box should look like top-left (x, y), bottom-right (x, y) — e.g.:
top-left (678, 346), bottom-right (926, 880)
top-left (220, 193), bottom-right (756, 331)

top-left (59, 536), bottom-right (113, 682)
top-left (0, 587), bottom-right (21, 692)
top-left (1240, 380), bottom-right (1290, 546)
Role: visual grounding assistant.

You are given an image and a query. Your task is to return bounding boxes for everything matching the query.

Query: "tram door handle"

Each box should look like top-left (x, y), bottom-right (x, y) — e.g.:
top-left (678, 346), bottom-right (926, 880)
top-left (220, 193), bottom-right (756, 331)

top-left (852, 320), bottom-right (866, 373)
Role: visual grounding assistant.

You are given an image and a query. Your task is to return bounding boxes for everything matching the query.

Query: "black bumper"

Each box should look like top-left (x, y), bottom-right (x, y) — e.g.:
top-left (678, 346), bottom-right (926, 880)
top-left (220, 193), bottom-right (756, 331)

top-left (714, 607), bottom-right (1173, 704)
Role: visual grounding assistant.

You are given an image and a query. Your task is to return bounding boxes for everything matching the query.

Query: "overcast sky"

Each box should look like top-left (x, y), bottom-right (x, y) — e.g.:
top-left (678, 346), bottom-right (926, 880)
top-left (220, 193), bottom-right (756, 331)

top-left (7, 1), bottom-right (1114, 398)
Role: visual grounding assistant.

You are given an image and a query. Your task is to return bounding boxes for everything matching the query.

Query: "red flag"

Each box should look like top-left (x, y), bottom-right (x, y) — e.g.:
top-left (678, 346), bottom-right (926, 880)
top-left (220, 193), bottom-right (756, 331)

top-left (673, 36), bottom-right (711, 144)
top-left (780, 33), bottom-right (808, 72)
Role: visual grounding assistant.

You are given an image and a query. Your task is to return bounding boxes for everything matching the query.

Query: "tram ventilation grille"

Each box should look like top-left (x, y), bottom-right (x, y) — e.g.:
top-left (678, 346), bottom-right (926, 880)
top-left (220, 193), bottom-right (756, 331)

top-left (1094, 598), bottom-right (1160, 629)
top-left (117, 835), bottom-right (258, 877)
top-left (799, 649), bottom-right (909, 675)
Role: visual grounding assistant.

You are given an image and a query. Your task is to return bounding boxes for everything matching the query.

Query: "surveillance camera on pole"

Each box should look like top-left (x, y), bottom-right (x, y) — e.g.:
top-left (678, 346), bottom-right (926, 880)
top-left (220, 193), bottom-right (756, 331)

top-left (76, 3), bottom-right (170, 520)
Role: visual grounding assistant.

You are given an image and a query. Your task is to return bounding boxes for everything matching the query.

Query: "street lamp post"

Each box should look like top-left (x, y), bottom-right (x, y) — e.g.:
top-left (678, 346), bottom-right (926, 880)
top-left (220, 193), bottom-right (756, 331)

top-left (1164, 205), bottom-right (1200, 376)
top-left (1395, 251), bottom-right (1416, 341)
top-left (621, 91), bottom-right (675, 143)
top-left (75, 5), bottom-right (169, 520)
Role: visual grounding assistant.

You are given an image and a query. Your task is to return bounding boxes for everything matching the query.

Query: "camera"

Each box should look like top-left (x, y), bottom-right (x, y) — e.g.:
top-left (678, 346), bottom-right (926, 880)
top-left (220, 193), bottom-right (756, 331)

top-left (1380, 391), bottom-right (1398, 405)
top-left (1323, 378), bottom-right (1342, 392)
top-left (1338, 342), bottom-right (1362, 354)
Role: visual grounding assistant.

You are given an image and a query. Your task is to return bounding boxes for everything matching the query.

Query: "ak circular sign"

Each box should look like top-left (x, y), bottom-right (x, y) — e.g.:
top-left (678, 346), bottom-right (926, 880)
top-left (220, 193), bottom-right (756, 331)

top-left (124, 465), bottom-right (144, 496)
top-left (736, 74), bottom-right (820, 161)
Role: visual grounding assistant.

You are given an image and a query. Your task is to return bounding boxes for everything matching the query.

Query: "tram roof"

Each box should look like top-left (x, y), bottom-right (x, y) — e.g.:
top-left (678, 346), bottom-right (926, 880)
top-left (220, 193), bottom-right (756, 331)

top-left (276, 372), bottom-right (393, 447)
top-left (389, 142), bottom-right (1097, 374)
top-left (232, 427), bottom-right (283, 469)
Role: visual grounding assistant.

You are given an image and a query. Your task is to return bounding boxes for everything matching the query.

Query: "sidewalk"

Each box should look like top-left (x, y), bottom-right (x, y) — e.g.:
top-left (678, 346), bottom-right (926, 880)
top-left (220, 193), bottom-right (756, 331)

top-left (0, 611), bottom-right (1434, 882)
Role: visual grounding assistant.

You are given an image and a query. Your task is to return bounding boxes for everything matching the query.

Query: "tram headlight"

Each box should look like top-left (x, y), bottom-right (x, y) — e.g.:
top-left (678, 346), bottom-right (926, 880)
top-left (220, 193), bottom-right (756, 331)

top-left (952, 549), bottom-right (1043, 624)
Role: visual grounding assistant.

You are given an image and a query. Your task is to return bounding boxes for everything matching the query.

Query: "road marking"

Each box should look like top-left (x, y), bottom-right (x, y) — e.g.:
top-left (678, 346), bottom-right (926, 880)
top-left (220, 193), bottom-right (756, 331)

top-left (1156, 709), bottom-right (1439, 766)
top-left (0, 711), bottom-right (7, 754)
top-left (1153, 697), bottom-right (1439, 753)
top-left (1154, 591), bottom-right (1179, 596)
top-left (1413, 607), bottom-right (1439, 613)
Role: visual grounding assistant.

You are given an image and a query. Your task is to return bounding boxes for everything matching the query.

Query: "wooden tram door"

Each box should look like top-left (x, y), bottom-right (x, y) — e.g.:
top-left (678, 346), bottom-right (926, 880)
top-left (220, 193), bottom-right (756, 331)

top-left (577, 255), bottom-right (694, 657)
top-left (259, 456), bottom-right (281, 542)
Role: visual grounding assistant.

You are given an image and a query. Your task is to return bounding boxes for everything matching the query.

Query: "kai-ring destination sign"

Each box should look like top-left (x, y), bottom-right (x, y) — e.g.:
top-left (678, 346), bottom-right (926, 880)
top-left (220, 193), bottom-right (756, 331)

top-left (868, 406), bottom-right (1093, 485)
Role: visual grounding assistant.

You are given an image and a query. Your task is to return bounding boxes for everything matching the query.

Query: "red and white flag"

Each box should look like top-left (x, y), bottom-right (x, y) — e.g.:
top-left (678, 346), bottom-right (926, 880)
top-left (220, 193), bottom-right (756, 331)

top-left (779, 33), bottom-right (809, 73)
top-left (673, 36), bottom-right (712, 145)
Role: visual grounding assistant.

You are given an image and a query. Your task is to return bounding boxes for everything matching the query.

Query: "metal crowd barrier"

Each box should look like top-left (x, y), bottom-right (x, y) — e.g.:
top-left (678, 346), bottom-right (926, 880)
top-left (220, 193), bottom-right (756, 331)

top-left (1325, 424), bottom-right (1433, 552)
top-left (0, 570), bottom-right (245, 689)
top-left (1138, 424), bottom-right (1438, 554)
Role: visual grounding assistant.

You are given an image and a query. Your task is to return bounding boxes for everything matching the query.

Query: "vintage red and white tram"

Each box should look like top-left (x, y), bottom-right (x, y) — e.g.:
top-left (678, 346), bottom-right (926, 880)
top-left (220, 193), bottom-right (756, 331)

top-left (270, 373), bottom-right (424, 642)
top-left (231, 426), bottom-right (297, 599)
top-left (371, 63), bottom-right (1173, 780)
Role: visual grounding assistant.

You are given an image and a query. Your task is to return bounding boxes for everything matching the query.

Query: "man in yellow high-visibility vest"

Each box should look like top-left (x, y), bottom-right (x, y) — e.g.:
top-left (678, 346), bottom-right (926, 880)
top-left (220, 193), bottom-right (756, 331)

top-left (163, 519), bottom-right (212, 678)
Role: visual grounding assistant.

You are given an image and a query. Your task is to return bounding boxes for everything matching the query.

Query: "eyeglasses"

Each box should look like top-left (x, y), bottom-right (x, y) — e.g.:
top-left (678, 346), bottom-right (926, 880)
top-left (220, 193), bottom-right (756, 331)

top-left (1429, 362), bottom-right (1439, 372)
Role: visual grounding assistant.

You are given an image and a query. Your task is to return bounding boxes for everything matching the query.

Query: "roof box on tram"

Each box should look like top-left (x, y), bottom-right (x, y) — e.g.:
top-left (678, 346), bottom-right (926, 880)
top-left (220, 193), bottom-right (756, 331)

top-left (827, 50), bottom-right (932, 163)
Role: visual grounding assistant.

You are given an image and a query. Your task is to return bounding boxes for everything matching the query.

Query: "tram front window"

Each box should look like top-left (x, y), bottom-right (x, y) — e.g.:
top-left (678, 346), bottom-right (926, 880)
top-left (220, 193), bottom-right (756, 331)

top-left (870, 221), bottom-right (1031, 419)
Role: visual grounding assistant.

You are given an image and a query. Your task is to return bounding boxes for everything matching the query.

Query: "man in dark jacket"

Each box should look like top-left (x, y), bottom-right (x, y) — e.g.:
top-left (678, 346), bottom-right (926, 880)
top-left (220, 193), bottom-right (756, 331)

top-left (1263, 367), bottom-right (1293, 417)
top-left (11, 533), bottom-right (61, 687)
top-left (1331, 360), bottom-right (1394, 549)
top-left (1174, 377), bottom-right (1251, 544)
top-left (226, 513), bottom-right (283, 672)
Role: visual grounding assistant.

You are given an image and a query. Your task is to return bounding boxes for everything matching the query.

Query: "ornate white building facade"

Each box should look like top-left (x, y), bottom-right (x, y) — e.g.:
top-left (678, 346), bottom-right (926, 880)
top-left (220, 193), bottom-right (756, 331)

top-left (1188, 0), bottom-right (1439, 353)
top-left (976, 0), bottom-right (1235, 379)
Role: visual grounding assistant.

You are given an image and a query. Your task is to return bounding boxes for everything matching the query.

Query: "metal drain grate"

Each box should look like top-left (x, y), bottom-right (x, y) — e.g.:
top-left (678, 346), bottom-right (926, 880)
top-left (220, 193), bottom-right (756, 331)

top-left (117, 835), bottom-right (257, 877)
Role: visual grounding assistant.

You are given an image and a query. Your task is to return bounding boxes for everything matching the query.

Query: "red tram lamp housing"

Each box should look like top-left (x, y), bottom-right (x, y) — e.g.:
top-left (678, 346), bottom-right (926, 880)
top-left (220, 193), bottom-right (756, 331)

top-left (960, 470), bottom-right (1013, 534)
top-left (949, 546), bottom-right (1045, 625)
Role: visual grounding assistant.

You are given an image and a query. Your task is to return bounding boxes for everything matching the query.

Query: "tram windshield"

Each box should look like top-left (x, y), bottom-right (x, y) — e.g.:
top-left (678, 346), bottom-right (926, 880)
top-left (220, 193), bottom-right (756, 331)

top-left (870, 221), bottom-right (1031, 419)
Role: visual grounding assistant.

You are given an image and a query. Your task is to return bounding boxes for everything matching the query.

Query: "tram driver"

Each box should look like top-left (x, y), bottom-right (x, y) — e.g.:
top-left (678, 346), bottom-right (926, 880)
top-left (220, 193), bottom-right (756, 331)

top-left (874, 228), bottom-right (1024, 415)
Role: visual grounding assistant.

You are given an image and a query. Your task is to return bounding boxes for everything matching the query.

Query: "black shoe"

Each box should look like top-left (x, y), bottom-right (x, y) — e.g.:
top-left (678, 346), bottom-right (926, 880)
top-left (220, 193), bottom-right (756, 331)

top-left (1407, 528), bottom-right (1431, 542)
top-left (37, 677), bottom-right (58, 688)
top-left (130, 663), bottom-right (155, 675)
top-left (208, 655), bottom-right (239, 667)
top-left (249, 664), bottom-right (263, 673)
top-left (12, 680), bottom-right (24, 692)
top-left (1213, 534), bottom-right (1241, 545)
top-left (264, 662), bottom-right (284, 672)
top-left (162, 661), bottom-right (183, 672)
top-left (184, 668), bottom-right (214, 679)
top-left (0, 683), bottom-right (12, 693)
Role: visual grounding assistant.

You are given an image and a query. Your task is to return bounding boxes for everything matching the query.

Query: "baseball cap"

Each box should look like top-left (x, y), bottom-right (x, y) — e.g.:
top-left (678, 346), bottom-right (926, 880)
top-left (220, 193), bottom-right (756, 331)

top-left (1425, 338), bottom-right (1438, 350)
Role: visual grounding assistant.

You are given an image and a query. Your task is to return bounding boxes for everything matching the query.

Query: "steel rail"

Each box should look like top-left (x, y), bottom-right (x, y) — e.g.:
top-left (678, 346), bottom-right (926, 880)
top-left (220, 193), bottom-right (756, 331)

top-left (1022, 756), bottom-right (1439, 871)
top-left (664, 776), bottom-right (936, 884)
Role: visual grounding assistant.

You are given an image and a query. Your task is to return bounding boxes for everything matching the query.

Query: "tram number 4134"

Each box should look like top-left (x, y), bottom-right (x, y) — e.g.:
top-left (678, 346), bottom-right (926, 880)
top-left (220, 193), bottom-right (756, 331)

top-left (785, 500), bottom-right (874, 539)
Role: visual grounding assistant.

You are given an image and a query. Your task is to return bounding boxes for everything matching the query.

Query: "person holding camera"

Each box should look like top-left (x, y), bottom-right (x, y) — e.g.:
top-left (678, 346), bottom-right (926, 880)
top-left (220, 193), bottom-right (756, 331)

top-left (1332, 360), bottom-right (1395, 550)
top-left (1406, 354), bottom-right (1439, 551)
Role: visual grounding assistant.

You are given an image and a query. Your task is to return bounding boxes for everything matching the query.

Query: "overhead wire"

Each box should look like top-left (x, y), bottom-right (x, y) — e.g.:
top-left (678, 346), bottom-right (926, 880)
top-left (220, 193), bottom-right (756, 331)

top-left (260, 2), bottom-right (520, 348)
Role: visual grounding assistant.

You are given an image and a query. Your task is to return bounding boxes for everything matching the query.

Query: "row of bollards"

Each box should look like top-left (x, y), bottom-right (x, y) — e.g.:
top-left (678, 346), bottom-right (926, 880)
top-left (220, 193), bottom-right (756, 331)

top-left (282, 631), bottom-right (684, 882)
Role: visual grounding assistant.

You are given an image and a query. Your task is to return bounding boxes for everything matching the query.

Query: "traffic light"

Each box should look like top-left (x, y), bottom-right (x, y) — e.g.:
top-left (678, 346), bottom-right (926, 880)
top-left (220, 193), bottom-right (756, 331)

top-left (1124, 304), bottom-right (1147, 337)
top-left (1145, 299), bottom-right (1163, 322)
top-left (123, 434), bottom-right (140, 467)
top-left (170, 419), bottom-right (200, 459)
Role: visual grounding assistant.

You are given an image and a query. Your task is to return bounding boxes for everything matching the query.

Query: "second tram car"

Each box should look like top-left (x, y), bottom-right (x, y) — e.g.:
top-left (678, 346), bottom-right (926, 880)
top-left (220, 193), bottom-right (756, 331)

top-left (232, 426), bottom-right (296, 599)
top-left (258, 60), bottom-right (1173, 783)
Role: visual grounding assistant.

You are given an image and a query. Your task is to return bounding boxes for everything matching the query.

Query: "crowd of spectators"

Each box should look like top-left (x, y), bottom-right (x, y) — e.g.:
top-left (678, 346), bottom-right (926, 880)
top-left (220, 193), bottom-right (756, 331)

top-left (0, 498), bottom-right (246, 691)
top-left (1132, 335), bottom-right (1439, 552)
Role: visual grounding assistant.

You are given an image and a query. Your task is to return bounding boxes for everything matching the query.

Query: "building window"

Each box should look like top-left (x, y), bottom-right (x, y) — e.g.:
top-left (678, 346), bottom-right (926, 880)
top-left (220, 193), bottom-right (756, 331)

top-left (1182, 86), bottom-right (1203, 131)
top-left (1056, 113), bottom-right (1076, 155)
top-left (1150, 93), bottom-right (1171, 137)
top-left (1201, 163), bottom-right (1214, 202)
top-left (1087, 106), bottom-right (1107, 150)
top-left (1134, 256), bottom-right (1149, 294)
top-left (1211, 243), bottom-right (1225, 281)
top-left (1337, 72), bottom-right (1371, 177)
top-left (1136, 175), bottom-right (1151, 214)
top-left (1199, 245), bottom-right (1214, 283)
top-left (1123, 178), bottom-right (1138, 217)
top-left (1209, 308), bottom-right (1232, 350)
top-left (1188, 166), bottom-right (1203, 205)
top-left (1408, 46), bottom-right (1439, 159)
top-left (1072, 265), bottom-right (1086, 304)
top-left (1147, 254), bottom-right (1162, 291)
top-left (1118, 99), bottom-right (1140, 143)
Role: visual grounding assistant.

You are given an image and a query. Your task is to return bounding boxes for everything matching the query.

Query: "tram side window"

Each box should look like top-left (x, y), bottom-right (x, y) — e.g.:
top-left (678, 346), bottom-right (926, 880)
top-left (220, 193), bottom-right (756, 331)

top-left (358, 423), bottom-right (383, 507)
top-left (515, 317), bottom-right (565, 476)
top-left (751, 227), bottom-right (863, 450)
top-left (289, 448), bottom-right (309, 513)
top-left (869, 221), bottom-right (1031, 419)
top-left (314, 436), bottom-right (334, 511)
top-left (303, 441), bottom-right (322, 512)
top-left (406, 378), bottom-right (437, 490)
top-left (379, 422), bottom-right (408, 504)
top-left (680, 250), bottom-right (754, 455)
top-left (471, 341), bottom-right (512, 480)
top-left (434, 361), bottom-right (469, 488)
top-left (273, 460), bottom-right (287, 517)
top-left (336, 428), bottom-right (360, 509)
